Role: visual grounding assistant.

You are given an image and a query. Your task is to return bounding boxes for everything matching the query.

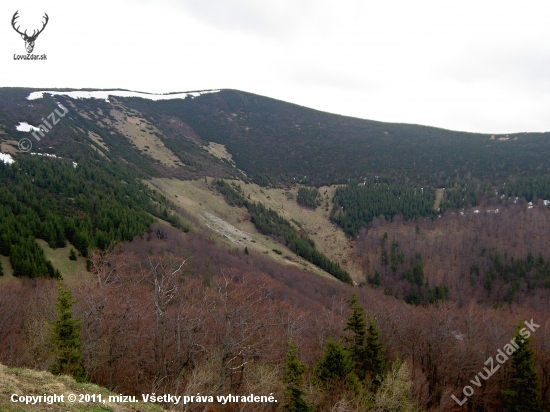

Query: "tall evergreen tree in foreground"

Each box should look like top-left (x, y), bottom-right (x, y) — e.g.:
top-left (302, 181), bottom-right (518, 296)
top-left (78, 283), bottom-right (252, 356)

top-left (283, 338), bottom-right (314, 412)
top-left (50, 282), bottom-right (86, 382)
top-left (314, 338), bottom-right (359, 396)
top-left (365, 313), bottom-right (387, 389)
top-left (344, 294), bottom-right (368, 381)
top-left (502, 323), bottom-right (543, 412)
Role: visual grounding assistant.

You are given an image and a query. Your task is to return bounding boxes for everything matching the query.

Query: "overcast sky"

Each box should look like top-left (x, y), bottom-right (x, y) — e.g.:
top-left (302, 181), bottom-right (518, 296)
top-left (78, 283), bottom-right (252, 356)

top-left (2, 0), bottom-right (550, 134)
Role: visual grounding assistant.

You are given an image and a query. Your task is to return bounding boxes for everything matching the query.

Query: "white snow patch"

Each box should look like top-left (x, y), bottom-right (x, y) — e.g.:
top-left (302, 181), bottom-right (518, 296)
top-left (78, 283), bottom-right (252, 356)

top-left (544, 200), bottom-right (550, 206)
top-left (474, 210), bottom-right (480, 214)
top-left (30, 152), bottom-right (59, 159)
top-left (452, 331), bottom-right (464, 341)
top-left (27, 89), bottom-right (221, 101)
top-left (0, 153), bottom-right (15, 165)
top-left (15, 122), bottom-right (41, 132)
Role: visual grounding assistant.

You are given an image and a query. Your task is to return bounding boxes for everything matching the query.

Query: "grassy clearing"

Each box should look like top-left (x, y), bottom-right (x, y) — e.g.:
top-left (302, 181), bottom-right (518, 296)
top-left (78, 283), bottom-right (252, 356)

top-left (109, 108), bottom-right (180, 167)
top-left (146, 178), bottom-right (336, 280)
top-left (36, 240), bottom-right (88, 285)
top-left (240, 182), bottom-right (363, 282)
top-left (205, 142), bottom-right (235, 165)
top-left (0, 363), bottom-right (166, 412)
top-left (434, 188), bottom-right (445, 210)
top-left (87, 131), bottom-right (110, 152)
top-left (1, 241), bottom-right (88, 286)
top-left (148, 178), bottom-right (362, 282)
top-left (0, 255), bottom-right (17, 284)
top-left (0, 139), bottom-right (20, 154)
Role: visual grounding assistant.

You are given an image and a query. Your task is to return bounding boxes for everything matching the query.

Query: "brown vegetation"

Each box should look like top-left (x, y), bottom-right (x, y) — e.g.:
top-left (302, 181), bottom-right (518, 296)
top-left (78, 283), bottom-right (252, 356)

top-left (355, 203), bottom-right (550, 309)
top-left (0, 223), bottom-right (548, 410)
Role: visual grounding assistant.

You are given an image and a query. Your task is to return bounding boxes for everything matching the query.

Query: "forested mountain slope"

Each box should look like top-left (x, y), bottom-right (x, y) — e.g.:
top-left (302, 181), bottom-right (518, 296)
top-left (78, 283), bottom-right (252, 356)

top-left (122, 89), bottom-right (550, 186)
top-left (1, 87), bottom-right (550, 410)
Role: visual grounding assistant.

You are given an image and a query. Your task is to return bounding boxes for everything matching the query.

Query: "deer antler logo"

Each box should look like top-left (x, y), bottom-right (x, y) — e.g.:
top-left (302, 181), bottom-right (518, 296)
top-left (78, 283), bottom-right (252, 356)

top-left (12, 11), bottom-right (49, 54)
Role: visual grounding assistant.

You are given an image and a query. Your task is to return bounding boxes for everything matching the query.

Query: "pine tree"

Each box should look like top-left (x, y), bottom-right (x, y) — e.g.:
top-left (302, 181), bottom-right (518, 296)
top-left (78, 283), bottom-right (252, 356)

top-left (314, 338), bottom-right (359, 395)
top-left (344, 294), bottom-right (368, 380)
top-left (69, 248), bottom-right (77, 261)
top-left (50, 282), bottom-right (86, 382)
top-left (365, 313), bottom-right (386, 389)
top-left (502, 324), bottom-right (543, 412)
top-left (283, 338), bottom-right (314, 412)
top-left (0, 258), bottom-right (3, 276)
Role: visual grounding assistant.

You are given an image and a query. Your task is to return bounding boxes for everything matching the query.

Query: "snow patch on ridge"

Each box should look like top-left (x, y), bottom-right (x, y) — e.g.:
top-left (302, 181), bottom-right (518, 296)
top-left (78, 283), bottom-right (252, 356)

top-left (15, 122), bottom-right (41, 132)
top-left (27, 89), bottom-right (221, 101)
top-left (0, 153), bottom-right (14, 165)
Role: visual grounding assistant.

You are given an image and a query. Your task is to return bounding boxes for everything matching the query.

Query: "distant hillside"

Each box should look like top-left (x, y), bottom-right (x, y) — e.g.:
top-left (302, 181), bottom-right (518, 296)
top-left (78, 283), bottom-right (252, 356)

top-left (3, 88), bottom-right (550, 188)
top-left (121, 89), bottom-right (550, 186)
top-left (1, 87), bottom-right (550, 411)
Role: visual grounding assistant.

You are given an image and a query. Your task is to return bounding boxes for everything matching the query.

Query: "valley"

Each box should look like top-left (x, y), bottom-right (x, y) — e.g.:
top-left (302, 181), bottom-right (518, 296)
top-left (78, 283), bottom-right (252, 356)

top-left (0, 88), bottom-right (549, 411)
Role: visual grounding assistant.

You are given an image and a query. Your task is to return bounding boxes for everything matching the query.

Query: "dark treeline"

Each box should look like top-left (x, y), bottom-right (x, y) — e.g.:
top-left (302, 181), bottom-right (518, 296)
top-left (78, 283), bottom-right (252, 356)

top-left (0, 155), bottom-right (165, 278)
top-left (213, 179), bottom-right (352, 283)
top-left (331, 178), bottom-right (438, 236)
top-left (330, 175), bottom-right (550, 237)
top-left (296, 187), bottom-right (320, 209)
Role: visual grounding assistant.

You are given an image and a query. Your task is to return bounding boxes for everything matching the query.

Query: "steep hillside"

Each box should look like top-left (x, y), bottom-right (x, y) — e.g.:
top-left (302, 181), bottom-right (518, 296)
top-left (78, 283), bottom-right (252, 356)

top-left (0, 363), bottom-right (166, 412)
top-left (5, 87), bottom-right (550, 189)
top-left (122, 89), bottom-right (550, 186)
top-left (147, 178), bottom-right (362, 281)
top-left (1, 87), bottom-right (550, 410)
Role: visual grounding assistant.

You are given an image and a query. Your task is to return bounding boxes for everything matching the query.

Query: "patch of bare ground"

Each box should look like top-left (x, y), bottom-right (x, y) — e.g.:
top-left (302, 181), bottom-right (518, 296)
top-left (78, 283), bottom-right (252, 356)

top-left (0, 255), bottom-right (16, 284)
top-left (0, 140), bottom-right (21, 154)
top-left (434, 188), bottom-right (445, 210)
top-left (146, 178), bottom-right (336, 280)
top-left (109, 108), bottom-right (181, 167)
top-left (205, 142), bottom-right (235, 165)
top-left (87, 131), bottom-right (109, 152)
top-left (65, 100), bottom-right (92, 120)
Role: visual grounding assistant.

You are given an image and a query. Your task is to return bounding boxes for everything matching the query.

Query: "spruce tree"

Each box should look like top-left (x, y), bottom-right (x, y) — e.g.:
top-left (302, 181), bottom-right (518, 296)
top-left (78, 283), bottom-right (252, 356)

top-left (50, 282), bottom-right (86, 382)
top-left (344, 294), bottom-right (368, 380)
top-left (0, 259), bottom-right (3, 276)
top-left (314, 338), bottom-right (359, 395)
top-left (283, 338), bottom-right (314, 412)
top-left (502, 324), bottom-right (543, 412)
top-left (365, 313), bottom-right (386, 389)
